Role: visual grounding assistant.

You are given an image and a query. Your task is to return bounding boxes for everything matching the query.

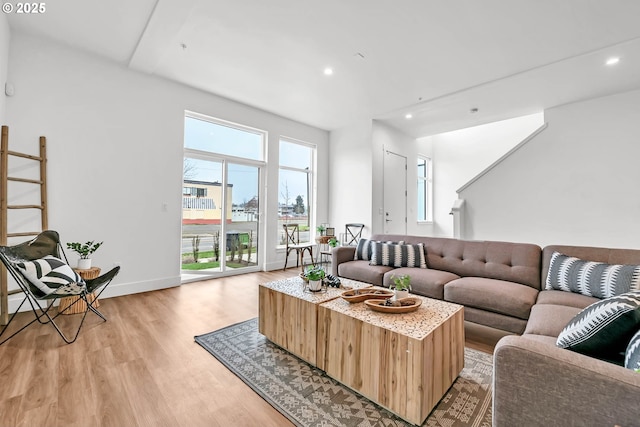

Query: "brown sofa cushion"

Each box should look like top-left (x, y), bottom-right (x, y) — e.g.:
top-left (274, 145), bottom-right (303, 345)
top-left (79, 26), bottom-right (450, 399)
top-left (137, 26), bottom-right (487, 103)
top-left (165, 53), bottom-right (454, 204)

top-left (524, 303), bottom-right (583, 337)
top-left (337, 260), bottom-right (392, 286)
top-left (382, 267), bottom-right (459, 299)
top-left (464, 306), bottom-right (528, 334)
top-left (444, 277), bottom-right (538, 320)
top-left (536, 289), bottom-right (599, 308)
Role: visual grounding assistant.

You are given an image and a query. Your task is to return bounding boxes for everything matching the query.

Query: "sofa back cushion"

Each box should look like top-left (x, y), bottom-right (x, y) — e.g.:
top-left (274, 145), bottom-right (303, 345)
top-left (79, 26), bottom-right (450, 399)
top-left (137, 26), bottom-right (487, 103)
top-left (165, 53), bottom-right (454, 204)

top-left (370, 235), bottom-right (542, 289)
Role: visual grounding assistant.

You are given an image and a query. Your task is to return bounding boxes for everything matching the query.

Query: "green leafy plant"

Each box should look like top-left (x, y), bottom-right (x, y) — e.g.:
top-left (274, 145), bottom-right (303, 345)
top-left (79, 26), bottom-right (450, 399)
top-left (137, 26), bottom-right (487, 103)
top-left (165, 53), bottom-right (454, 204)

top-left (316, 225), bottom-right (326, 235)
top-left (304, 265), bottom-right (326, 281)
top-left (328, 237), bottom-right (339, 247)
top-left (66, 241), bottom-right (103, 259)
top-left (390, 274), bottom-right (411, 291)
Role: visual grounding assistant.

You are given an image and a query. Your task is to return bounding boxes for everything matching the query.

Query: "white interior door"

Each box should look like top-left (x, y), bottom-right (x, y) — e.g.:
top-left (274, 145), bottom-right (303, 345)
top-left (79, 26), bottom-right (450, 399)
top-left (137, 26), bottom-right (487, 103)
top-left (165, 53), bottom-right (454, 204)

top-left (383, 150), bottom-right (407, 234)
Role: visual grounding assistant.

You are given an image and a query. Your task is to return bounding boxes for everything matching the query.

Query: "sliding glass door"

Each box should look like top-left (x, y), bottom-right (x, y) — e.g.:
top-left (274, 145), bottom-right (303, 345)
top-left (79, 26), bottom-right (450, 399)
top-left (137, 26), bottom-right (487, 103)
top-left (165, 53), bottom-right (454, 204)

top-left (182, 113), bottom-right (264, 279)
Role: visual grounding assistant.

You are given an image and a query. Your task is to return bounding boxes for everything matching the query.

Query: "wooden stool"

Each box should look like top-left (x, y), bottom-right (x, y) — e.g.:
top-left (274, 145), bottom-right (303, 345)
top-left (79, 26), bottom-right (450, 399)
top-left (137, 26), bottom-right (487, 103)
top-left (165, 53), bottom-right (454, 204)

top-left (59, 266), bottom-right (101, 315)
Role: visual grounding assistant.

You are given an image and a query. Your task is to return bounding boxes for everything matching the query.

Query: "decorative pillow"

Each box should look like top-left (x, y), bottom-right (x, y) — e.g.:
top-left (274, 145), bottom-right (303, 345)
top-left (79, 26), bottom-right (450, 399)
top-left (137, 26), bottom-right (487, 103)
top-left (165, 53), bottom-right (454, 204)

top-left (16, 255), bottom-right (86, 296)
top-left (556, 290), bottom-right (640, 359)
top-left (625, 329), bottom-right (640, 371)
top-left (546, 251), bottom-right (640, 299)
top-left (369, 242), bottom-right (427, 268)
top-left (354, 238), bottom-right (373, 260)
top-left (353, 239), bottom-right (404, 261)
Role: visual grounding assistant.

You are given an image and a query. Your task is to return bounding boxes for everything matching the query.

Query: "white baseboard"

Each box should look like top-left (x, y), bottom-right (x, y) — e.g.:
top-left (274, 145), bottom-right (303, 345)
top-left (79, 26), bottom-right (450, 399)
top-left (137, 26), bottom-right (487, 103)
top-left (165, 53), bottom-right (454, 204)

top-left (6, 276), bottom-right (181, 314)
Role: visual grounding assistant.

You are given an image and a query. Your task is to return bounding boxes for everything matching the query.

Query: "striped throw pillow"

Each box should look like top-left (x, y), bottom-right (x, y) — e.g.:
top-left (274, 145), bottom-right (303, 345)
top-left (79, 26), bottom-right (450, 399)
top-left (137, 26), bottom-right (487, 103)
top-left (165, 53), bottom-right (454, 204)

top-left (369, 242), bottom-right (426, 268)
top-left (545, 251), bottom-right (640, 299)
top-left (353, 239), bottom-right (404, 261)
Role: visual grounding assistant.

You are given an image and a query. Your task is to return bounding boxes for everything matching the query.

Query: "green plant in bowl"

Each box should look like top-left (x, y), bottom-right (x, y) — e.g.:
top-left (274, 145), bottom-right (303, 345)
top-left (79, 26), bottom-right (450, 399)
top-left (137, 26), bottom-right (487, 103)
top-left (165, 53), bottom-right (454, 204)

top-left (304, 265), bottom-right (326, 281)
top-left (390, 274), bottom-right (411, 291)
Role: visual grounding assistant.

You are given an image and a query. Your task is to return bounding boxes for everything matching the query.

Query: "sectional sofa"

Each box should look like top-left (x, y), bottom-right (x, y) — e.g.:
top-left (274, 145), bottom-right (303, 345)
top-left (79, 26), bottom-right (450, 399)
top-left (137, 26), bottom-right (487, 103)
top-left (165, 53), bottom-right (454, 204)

top-left (331, 234), bottom-right (640, 427)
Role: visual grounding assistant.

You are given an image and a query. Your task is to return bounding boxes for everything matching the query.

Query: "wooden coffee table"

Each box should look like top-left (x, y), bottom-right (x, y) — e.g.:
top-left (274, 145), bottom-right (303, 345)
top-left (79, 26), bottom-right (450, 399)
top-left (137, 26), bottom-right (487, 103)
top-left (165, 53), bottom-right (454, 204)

top-left (258, 278), bottom-right (464, 425)
top-left (258, 276), bottom-right (371, 366)
top-left (318, 294), bottom-right (464, 425)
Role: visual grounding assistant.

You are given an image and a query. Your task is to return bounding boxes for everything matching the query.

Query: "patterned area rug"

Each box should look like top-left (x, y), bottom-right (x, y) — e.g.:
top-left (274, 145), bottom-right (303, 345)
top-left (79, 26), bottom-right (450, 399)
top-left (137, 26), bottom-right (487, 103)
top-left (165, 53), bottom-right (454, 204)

top-left (195, 318), bottom-right (492, 427)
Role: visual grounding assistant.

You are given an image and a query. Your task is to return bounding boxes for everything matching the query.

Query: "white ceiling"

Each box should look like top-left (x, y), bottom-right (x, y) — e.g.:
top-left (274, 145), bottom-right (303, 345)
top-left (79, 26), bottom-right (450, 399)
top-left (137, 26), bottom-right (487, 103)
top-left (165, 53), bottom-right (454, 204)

top-left (7, 0), bottom-right (640, 137)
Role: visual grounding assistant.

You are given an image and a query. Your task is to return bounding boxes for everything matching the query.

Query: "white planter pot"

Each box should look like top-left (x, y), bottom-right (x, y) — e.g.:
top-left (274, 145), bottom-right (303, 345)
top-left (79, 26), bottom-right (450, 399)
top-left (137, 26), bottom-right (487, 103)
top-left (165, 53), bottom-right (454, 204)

top-left (309, 279), bottom-right (323, 292)
top-left (394, 290), bottom-right (409, 300)
top-left (77, 258), bottom-right (92, 270)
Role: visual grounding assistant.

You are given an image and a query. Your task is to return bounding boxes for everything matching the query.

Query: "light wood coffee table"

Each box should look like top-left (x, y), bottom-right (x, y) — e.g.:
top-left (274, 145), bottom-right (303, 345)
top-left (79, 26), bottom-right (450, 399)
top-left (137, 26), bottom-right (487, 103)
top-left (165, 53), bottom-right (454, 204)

top-left (258, 276), bottom-right (371, 366)
top-left (318, 293), bottom-right (464, 425)
top-left (259, 278), bottom-right (464, 425)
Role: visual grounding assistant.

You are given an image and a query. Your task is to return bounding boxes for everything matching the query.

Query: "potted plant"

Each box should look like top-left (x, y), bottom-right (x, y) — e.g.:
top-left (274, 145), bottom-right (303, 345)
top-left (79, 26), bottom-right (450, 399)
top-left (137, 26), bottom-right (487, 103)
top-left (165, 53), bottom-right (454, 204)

top-left (66, 240), bottom-right (103, 269)
top-left (390, 274), bottom-right (411, 300)
top-left (328, 237), bottom-right (339, 248)
top-left (304, 265), bottom-right (326, 291)
top-left (316, 225), bottom-right (326, 236)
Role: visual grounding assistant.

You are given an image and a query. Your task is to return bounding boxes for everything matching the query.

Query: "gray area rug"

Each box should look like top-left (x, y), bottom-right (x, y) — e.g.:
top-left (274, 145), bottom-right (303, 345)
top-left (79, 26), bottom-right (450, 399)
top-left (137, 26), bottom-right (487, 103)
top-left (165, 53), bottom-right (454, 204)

top-left (195, 318), bottom-right (492, 427)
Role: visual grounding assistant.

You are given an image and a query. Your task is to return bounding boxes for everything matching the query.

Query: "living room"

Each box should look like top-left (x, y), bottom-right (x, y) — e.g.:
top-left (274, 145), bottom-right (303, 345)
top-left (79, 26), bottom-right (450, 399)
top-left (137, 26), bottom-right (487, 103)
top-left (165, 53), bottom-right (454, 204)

top-left (1, 1), bottom-right (640, 426)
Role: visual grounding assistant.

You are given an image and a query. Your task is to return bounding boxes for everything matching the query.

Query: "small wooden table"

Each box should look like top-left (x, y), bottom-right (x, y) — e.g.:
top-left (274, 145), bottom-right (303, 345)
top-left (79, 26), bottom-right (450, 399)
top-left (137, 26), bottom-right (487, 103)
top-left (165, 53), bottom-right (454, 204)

top-left (258, 277), bottom-right (371, 366)
top-left (58, 266), bottom-right (101, 315)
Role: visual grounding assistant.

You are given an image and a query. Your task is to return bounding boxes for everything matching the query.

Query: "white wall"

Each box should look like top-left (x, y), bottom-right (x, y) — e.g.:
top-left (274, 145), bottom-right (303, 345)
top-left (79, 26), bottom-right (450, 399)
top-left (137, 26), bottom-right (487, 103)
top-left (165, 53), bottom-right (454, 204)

top-left (371, 120), bottom-right (433, 236)
top-left (419, 113), bottom-right (544, 237)
top-left (5, 32), bottom-right (328, 306)
top-left (328, 120), bottom-right (373, 239)
top-left (459, 89), bottom-right (640, 249)
top-left (0, 14), bottom-right (9, 123)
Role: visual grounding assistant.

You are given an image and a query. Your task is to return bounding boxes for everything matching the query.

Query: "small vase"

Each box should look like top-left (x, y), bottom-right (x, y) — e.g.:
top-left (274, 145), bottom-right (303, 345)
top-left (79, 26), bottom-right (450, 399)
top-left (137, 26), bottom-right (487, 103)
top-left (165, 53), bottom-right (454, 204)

top-left (309, 279), bottom-right (322, 292)
top-left (77, 258), bottom-right (92, 270)
top-left (394, 289), bottom-right (409, 300)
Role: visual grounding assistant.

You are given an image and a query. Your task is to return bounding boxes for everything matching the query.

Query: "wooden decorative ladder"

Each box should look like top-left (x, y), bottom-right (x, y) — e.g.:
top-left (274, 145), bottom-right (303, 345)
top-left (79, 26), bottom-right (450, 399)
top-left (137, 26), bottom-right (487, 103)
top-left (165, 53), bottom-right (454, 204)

top-left (0, 125), bottom-right (48, 325)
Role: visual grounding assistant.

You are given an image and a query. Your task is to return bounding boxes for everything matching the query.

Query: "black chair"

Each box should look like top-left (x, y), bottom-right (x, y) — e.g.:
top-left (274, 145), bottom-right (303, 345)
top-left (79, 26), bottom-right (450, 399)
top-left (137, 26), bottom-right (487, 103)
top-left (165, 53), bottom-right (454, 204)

top-left (0, 230), bottom-right (120, 345)
top-left (282, 224), bottom-right (315, 271)
top-left (344, 223), bottom-right (365, 246)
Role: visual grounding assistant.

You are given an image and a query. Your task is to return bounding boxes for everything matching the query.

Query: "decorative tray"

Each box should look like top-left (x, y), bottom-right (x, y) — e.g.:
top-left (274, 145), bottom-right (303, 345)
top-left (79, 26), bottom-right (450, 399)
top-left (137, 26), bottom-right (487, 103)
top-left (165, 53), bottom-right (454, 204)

top-left (364, 297), bottom-right (422, 313)
top-left (341, 289), bottom-right (394, 303)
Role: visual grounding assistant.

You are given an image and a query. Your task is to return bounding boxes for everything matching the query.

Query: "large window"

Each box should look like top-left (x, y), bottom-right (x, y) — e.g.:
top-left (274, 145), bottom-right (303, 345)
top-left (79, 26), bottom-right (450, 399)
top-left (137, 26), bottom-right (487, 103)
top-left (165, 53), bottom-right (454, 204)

top-left (278, 139), bottom-right (314, 244)
top-left (417, 156), bottom-right (432, 222)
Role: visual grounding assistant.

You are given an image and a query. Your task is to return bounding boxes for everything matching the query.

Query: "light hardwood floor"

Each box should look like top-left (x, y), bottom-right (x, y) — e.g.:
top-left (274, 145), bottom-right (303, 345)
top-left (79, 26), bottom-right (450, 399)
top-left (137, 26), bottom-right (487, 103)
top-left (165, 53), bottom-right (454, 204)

top-left (0, 270), bottom-right (495, 427)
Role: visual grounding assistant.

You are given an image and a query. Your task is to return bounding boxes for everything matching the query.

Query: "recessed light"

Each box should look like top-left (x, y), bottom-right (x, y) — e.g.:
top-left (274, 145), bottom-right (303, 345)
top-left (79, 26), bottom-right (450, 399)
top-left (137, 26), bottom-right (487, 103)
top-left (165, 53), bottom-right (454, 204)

top-left (606, 57), bottom-right (620, 66)
top-left (405, 113), bottom-right (413, 119)
top-left (324, 67), bottom-right (333, 76)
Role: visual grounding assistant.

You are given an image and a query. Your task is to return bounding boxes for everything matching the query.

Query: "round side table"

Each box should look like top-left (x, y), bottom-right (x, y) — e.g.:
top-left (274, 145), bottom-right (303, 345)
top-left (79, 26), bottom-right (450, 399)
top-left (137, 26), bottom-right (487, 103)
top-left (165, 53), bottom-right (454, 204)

top-left (58, 266), bottom-right (101, 315)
